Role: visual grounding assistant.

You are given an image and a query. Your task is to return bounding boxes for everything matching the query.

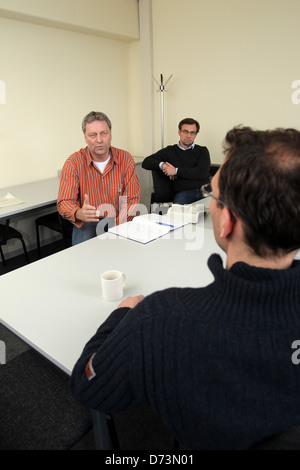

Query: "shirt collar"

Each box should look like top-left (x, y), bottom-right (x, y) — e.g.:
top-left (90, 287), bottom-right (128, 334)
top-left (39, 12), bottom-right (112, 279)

top-left (86, 146), bottom-right (118, 165)
top-left (177, 141), bottom-right (195, 151)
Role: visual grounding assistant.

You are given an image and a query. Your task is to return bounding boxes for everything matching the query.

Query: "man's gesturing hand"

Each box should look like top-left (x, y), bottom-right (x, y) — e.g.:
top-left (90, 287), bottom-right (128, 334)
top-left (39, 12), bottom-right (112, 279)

top-left (75, 194), bottom-right (100, 222)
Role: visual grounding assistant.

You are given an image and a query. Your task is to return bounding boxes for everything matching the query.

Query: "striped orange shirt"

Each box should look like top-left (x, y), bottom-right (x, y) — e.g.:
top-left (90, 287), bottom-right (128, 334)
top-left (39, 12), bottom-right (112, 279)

top-left (57, 146), bottom-right (141, 227)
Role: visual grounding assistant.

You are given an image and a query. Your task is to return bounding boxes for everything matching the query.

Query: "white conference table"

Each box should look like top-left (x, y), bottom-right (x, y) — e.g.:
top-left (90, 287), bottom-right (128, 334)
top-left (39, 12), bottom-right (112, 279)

top-left (0, 177), bottom-right (60, 221)
top-left (0, 213), bottom-right (225, 448)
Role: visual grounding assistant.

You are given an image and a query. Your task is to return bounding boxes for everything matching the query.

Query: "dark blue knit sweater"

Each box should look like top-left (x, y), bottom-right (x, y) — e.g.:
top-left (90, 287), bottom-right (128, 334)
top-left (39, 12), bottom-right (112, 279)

top-left (70, 254), bottom-right (300, 449)
top-left (142, 144), bottom-right (210, 192)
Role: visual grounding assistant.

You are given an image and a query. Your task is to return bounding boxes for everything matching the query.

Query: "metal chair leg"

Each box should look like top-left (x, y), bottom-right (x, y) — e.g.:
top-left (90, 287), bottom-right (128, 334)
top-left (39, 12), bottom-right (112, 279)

top-left (20, 238), bottom-right (30, 264)
top-left (35, 223), bottom-right (41, 259)
top-left (0, 245), bottom-right (6, 265)
top-left (106, 414), bottom-right (120, 449)
top-left (91, 410), bottom-right (112, 450)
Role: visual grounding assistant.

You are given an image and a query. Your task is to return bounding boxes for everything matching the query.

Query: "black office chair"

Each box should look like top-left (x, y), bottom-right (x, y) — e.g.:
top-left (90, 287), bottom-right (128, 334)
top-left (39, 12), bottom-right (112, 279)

top-left (209, 163), bottom-right (220, 178)
top-left (150, 170), bottom-right (175, 214)
top-left (35, 211), bottom-right (73, 258)
top-left (0, 219), bottom-right (29, 266)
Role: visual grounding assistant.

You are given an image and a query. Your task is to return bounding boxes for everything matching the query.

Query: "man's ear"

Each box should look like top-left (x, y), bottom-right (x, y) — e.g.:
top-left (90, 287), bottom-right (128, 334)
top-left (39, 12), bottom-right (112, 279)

top-left (219, 207), bottom-right (235, 239)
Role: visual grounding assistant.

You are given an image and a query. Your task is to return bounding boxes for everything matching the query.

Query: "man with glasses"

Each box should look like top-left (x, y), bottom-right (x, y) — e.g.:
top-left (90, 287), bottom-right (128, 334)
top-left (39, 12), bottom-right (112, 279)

top-left (71, 126), bottom-right (300, 449)
top-left (142, 118), bottom-right (210, 204)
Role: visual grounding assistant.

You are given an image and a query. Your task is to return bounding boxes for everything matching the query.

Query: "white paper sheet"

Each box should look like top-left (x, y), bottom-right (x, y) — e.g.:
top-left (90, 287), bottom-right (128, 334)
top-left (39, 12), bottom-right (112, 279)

top-left (0, 192), bottom-right (25, 208)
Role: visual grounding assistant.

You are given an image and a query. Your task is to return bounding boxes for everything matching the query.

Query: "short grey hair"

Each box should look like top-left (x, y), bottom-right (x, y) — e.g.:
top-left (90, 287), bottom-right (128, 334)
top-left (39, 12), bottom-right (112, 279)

top-left (82, 111), bottom-right (112, 133)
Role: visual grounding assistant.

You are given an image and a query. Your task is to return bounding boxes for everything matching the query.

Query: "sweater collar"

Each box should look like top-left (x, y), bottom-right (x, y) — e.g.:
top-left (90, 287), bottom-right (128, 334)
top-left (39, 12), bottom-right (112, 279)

top-left (209, 253), bottom-right (300, 284)
top-left (207, 253), bottom-right (300, 328)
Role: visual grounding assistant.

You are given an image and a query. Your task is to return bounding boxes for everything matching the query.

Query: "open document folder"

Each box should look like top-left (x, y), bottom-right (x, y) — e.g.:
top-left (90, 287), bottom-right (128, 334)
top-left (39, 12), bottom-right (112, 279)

top-left (108, 201), bottom-right (205, 244)
top-left (108, 213), bottom-right (189, 244)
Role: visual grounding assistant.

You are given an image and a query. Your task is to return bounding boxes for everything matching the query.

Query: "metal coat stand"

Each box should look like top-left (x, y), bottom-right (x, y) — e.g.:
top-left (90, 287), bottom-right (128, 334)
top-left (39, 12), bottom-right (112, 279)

top-left (153, 73), bottom-right (173, 148)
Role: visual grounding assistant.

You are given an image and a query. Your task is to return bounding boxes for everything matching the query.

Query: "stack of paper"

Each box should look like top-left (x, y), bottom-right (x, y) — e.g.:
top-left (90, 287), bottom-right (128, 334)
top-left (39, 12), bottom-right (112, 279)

top-left (108, 213), bottom-right (189, 244)
top-left (167, 201), bottom-right (205, 223)
top-left (0, 193), bottom-right (24, 208)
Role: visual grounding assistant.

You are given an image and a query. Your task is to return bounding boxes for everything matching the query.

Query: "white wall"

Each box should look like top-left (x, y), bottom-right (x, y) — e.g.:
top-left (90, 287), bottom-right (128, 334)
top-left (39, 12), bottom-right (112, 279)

top-left (149, 0), bottom-right (300, 162)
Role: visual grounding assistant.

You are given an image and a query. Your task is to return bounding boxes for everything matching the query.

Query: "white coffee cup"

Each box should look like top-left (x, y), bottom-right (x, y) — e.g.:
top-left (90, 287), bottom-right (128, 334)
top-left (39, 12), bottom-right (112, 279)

top-left (101, 270), bottom-right (126, 302)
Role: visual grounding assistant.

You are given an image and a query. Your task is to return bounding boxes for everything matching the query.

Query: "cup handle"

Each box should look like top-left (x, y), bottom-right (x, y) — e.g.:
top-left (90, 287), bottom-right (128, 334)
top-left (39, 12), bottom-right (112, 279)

top-left (122, 273), bottom-right (126, 286)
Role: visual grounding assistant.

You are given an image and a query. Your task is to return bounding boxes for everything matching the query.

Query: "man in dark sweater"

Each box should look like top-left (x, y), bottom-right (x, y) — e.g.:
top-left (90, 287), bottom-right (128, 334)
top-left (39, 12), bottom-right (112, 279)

top-left (142, 118), bottom-right (210, 204)
top-left (70, 126), bottom-right (300, 450)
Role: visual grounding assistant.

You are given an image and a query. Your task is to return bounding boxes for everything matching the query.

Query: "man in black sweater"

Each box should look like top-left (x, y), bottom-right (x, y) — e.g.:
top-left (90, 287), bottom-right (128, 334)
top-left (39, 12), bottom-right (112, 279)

top-left (142, 118), bottom-right (210, 204)
top-left (70, 126), bottom-right (300, 449)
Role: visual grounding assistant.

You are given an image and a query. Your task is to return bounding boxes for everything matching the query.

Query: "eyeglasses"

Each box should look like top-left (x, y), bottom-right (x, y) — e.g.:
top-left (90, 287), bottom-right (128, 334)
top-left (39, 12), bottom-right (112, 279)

top-left (201, 183), bottom-right (236, 223)
top-left (180, 130), bottom-right (198, 135)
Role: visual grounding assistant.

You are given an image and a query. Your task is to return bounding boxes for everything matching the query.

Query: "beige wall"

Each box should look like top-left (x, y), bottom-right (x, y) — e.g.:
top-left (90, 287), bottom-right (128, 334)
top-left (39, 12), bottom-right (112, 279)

top-left (1, 0), bottom-right (299, 257)
top-left (0, 0), bottom-right (141, 188)
top-left (2, 0), bottom-right (299, 183)
top-left (0, 0), bottom-right (139, 40)
top-left (0, 0), bottom-right (142, 257)
top-left (149, 0), bottom-right (300, 162)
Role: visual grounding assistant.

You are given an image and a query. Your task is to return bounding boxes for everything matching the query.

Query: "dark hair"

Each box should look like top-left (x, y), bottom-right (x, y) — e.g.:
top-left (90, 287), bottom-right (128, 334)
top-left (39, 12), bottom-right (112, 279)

top-left (219, 126), bottom-right (300, 257)
top-left (178, 118), bottom-right (200, 133)
top-left (82, 111), bottom-right (112, 133)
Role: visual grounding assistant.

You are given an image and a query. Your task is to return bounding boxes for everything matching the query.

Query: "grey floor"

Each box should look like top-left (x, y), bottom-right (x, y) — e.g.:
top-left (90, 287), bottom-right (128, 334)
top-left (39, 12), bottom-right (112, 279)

top-left (0, 240), bottom-right (177, 450)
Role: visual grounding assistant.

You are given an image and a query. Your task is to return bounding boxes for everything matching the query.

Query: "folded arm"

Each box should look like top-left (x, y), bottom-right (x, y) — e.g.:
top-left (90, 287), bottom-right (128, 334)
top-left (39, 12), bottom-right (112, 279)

top-left (142, 149), bottom-right (168, 171)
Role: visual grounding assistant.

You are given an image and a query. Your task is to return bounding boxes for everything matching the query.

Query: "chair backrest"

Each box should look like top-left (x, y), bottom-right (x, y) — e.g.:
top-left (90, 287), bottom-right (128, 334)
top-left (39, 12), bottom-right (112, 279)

top-left (150, 170), bottom-right (175, 205)
top-left (58, 213), bottom-right (73, 234)
top-left (58, 213), bottom-right (73, 245)
top-left (0, 219), bottom-right (10, 244)
top-left (209, 164), bottom-right (220, 178)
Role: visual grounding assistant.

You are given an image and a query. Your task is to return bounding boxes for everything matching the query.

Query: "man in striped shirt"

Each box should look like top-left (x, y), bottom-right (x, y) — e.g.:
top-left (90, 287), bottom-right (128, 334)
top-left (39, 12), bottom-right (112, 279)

top-left (57, 111), bottom-right (141, 245)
